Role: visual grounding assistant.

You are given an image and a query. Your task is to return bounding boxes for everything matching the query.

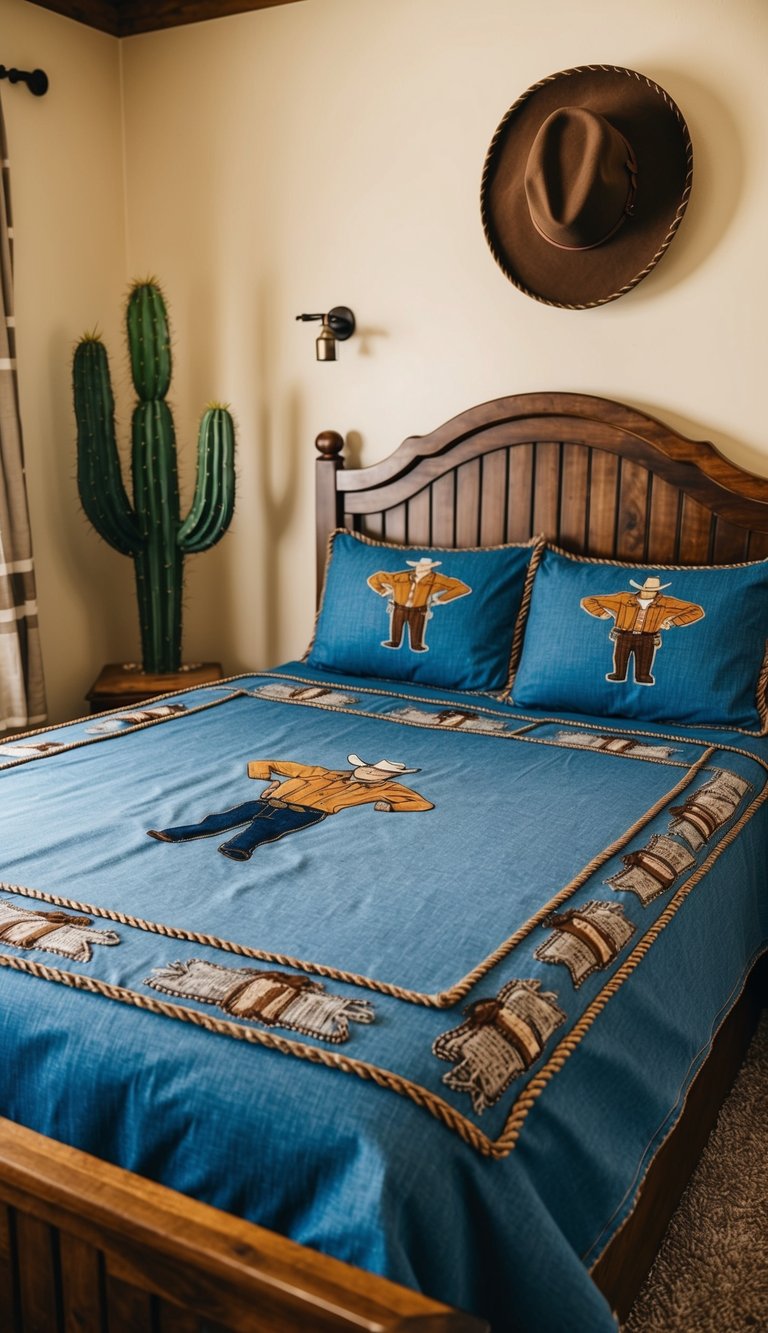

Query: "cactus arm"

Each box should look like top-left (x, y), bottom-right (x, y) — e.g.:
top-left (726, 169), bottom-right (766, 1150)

top-left (126, 281), bottom-right (172, 400)
top-left (73, 338), bottom-right (142, 555)
top-left (74, 280), bottom-right (236, 673)
top-left (177, 406), bottom-right (236, 554)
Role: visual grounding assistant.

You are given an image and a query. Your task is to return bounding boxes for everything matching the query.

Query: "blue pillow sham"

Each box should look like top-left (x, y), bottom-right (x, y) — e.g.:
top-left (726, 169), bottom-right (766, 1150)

top-left (511, 545), bottom-right (768, 732)
top-left (307, 529), bottom-right (542, 691)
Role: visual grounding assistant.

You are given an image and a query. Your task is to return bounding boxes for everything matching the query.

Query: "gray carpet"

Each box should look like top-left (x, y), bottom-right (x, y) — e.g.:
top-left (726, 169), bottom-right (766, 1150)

top-left (623, 1011), bottom-right (768, 1333)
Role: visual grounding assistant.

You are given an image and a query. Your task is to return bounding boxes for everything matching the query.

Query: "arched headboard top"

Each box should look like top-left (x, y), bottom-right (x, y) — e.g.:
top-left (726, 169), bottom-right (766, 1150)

top-left (315, 393), bottom-right (768, 597)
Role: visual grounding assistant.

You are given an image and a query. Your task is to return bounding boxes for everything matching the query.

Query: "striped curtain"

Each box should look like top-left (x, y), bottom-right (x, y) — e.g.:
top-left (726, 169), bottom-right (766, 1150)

top-left (0, 95), bottom-right (46, 731)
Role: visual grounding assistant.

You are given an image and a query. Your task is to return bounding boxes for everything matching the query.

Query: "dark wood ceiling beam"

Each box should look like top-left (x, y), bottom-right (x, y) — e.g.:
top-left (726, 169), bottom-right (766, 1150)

top-left (27, 0), bottom-right (303, 38)
top-left (27, 0), bottom-right (121, 37)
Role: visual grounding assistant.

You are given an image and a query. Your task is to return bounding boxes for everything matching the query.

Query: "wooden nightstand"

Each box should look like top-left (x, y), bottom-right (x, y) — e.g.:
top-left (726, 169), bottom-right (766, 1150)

top-left (86, 663), bottom-right (224, 714)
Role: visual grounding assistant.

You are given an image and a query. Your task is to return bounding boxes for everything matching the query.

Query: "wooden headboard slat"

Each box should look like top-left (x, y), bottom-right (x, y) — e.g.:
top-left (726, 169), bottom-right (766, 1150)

top-left (585, 449), bottom-right (617, 557)
top-left (712, 516), bottom-right (751, 563)
top-left (317, 394), bottom-right (768, 598)
top-left (507, 445), bottom-right (534, 544)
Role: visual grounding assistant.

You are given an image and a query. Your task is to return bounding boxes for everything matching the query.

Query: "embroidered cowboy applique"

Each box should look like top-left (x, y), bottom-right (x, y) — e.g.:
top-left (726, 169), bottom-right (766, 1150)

top-left (87, 703), bottom-right (188, 734)
top-left (668, 770), bottom-right (751, 851)
top-left (0, 901), bottom-right (120, 961)
top-left (433, 979), bottom-right (566, 1114)
top-left (551, 730), bottom-right (676, 758)
top-left (147, 751), bottom-right (433, 861)
top-left (581, 575), bottom-right (704, 686)
top-left (388, 706), bottom-right (510, 733)
top-left (607, 833), bottom-right (696, 905)
top-left (368, 558), bottom-right (470, 653)
top-left (145, 960), bottom-right (374, 1043)
top-left (535, 900), bottom-right (635, 987)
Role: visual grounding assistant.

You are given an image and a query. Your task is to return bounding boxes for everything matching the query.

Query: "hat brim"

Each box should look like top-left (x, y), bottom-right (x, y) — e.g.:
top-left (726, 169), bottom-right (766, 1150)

top-left (480, 65), bottom-right (693, 309)
top-left (347, 754), bottom-right (420, 775)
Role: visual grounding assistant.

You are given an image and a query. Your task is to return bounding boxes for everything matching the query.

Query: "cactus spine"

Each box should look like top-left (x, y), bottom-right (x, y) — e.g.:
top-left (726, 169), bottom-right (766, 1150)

top-left (73, 281), bottom-right (235, 673)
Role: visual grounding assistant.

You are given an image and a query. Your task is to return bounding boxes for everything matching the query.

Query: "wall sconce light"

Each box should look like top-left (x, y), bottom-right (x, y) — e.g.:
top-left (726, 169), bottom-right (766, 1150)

top-left (295, 306), bottom-right (356, 361)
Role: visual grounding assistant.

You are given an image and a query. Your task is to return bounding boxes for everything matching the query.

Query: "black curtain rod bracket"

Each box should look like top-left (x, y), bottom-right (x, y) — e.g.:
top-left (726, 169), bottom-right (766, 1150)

top-left (0, 65), bottom-right (49, 97)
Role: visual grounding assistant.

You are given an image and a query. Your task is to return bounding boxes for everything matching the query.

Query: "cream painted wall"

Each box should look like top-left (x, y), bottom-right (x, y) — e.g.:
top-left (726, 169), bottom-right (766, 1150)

top-left (5, 0), bottom-right (130, 722)
top-left (119, 0), bottom-right (768, 681)
top-left (6, 0), bottom-right (768, 719)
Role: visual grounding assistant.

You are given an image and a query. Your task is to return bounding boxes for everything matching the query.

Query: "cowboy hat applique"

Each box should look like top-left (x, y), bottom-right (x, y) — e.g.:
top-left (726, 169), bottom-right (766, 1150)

top-left (367, 558), bottom-right (471, 653)
top-left (481, 64), bottom-right (693, 308)
top-left (145, 960), bottom-right (374, 1043)
top-left (580, 575), bottom-right (704, 686)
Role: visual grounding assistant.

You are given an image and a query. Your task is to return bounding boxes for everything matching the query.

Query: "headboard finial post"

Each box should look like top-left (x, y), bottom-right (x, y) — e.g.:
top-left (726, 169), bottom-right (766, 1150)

top-left (315, 430), bottom-right (344, 461)
top-left (315, 431), bottom-right (346, 600)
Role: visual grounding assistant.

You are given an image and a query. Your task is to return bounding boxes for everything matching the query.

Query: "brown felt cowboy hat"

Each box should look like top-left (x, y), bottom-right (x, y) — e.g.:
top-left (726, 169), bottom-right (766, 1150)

top-left (481, 65), bottom-right (693, 309)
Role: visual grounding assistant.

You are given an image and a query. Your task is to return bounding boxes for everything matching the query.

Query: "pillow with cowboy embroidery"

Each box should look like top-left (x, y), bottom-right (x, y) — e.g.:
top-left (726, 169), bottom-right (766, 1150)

top-left (307, 529), bottom-right (542, 691)
top-left (510, 544), bottom-right (768, 732)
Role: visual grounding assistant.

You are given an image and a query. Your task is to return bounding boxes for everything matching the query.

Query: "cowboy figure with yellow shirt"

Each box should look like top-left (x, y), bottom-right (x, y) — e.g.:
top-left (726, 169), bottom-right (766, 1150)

top-left (581, 575), bottom-right (704, 686)
top-left (148, 752), bottom-right (433, 861)
top-left (367, 558), bottom-right (470, 652)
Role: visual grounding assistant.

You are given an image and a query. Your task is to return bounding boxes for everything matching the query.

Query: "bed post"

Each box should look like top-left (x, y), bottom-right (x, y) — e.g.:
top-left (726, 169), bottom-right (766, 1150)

top-left (315, 430), bottom-right (345, 602)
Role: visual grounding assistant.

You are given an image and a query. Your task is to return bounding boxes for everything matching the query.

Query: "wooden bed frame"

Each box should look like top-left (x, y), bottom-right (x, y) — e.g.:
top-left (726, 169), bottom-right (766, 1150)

top-left (2, 391), bottom-right (767, 1332)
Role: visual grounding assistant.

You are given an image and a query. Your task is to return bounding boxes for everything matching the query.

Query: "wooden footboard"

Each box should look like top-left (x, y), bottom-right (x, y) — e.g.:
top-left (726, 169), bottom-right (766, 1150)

top-left (0, 1118), bottom-right (487, 1333)
top-left (0, 955), bottom-right (762, 1333)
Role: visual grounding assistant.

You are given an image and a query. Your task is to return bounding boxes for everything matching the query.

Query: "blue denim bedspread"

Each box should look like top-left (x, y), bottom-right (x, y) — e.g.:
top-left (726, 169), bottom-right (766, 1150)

top-left (1, 663), bottom-right (766, 1333)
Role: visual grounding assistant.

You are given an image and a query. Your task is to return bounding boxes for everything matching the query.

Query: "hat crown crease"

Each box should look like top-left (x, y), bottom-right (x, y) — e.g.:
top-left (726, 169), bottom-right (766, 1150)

top-left (524, 106), bottom-right (636, 251)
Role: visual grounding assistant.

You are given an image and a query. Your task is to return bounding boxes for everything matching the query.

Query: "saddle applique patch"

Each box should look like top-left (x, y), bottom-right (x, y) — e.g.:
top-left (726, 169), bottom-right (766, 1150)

top-left (607, 768), bottom-right (751, 904)
top-left (669, 770), bottom-right (752, 850)
top-left (248, 683), bottom-right (359, 707)
top-left (145, 959), bottom-right (375, 1044)
top-left (88, 703), bottom-right (188, 734)
top-left (0, 740), bottom-right (66, 758)
top-left (607, 833), bottom-right (696, 905)
top-left (432, 979), bottom-right (566, 1114)
top-left (0, 901), bottom-right (120, 961)
top-left (534, 900), bottom-right (635, 987)
top-left (551, 730), bottom-right (676, 759)
top-left (386, 706), bottom-right (511, 733)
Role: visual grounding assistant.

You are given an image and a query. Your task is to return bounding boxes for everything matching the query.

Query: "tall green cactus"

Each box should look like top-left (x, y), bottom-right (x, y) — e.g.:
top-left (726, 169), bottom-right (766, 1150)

top-left (73, 280), bottom-right (235, 673)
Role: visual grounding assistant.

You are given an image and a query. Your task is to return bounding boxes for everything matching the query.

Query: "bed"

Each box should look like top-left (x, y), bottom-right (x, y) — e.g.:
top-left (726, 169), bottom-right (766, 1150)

top-left (1, 390), bottom-right (767, 1333)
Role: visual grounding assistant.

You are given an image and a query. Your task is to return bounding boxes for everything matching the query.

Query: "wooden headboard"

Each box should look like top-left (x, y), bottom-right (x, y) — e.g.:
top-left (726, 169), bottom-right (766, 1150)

top-left (315, 392), bottom-right (768, 598)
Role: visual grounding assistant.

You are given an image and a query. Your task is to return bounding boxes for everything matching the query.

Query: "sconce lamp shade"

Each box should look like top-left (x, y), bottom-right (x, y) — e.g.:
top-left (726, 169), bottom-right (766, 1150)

top-left (296, 306), bottom-right (356, 362)
top-left (316, 322), bottom-right (337, 361)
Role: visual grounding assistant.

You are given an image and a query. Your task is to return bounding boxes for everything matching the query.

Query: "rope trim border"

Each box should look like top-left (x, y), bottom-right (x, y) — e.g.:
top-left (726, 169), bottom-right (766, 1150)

top-left (6, 667), bottom-right (768, 752)
top-left (0, 749), bottom-right (719, 1010)
top-left (493, 781), bottom-right (768, 1152)
top-left (2, 780), bottom-right (765, 1160)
